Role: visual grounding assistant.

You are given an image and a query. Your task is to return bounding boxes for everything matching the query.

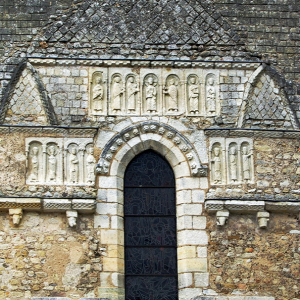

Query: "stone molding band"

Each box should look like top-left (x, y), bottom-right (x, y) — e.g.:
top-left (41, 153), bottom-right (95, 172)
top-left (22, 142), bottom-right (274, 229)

top-left (0, 125), bottom-right (98, 136)
top-left (205, 128), bottom-right (300, 139)
top-left (0, 197), bottom-right (96, 212)
top-left (205, 199), bottom-right (300, 214)
top-left (28, 58), bottom-right (261, 70)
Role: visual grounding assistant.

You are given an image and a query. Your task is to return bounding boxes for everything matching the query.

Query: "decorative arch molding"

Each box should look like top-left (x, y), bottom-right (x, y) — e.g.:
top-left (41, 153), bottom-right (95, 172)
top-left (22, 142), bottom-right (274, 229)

top-left (237, 64), bottom-right (265, 128)
top-left (96, 121), bottom-right (208, 178)
top-left (0, 61), bottom-right (57, 125)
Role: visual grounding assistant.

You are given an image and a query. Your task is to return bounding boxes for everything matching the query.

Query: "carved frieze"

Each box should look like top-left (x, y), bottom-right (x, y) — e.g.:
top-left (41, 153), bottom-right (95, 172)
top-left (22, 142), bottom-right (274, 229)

top-left (209, 137), bottom-right (254, 185)
top-left (26, 138), bottom-right (95, 186)
top-left (89, 68), bottom-right (220, 117)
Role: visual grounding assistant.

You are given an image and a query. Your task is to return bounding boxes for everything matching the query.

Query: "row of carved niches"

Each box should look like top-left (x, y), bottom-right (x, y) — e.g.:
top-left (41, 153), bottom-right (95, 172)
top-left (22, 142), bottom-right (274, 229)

top-left (26, 138), bottom-right (95, 186)
top-left (209, 138), bottom-right (254, 185)
top-left (90, 67), bottom-right (220, 116)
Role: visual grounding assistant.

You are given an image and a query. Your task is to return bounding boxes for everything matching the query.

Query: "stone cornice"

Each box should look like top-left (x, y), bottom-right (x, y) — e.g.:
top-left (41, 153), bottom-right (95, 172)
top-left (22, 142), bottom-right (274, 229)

top-left (28, 57), bottom-right (262, 70)
top-left (0, 197), bottom-right (96, 213)
top-left (0, 125), bottom-right (98, 136)
top-left (205, 199), bottom-right (300, 214)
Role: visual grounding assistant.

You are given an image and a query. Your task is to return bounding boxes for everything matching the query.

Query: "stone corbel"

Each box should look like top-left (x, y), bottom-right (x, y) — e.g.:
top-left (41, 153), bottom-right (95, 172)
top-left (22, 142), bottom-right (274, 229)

top-left (216, 209), bottom-right (229, 226)
top-left (257, 211), bottom-right (270, 229)
top-left (9, 208), bottom-right (23, 226)
top-left (66, 210), bottom-right (78, 227)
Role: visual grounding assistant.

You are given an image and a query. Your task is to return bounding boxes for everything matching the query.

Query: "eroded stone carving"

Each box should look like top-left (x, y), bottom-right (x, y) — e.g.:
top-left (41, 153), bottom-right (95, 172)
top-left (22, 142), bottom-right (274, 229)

top-left (9, 208), bottom-right (23, 226)
top-left (164, 75), bottom-right (179, 112)
top-left (26, 138), bottom-right (94, 186)
top-left (97, 122), bottom-right (206, 177)
top-left (27, 142), bottom-right (43, 183)
top-left (111, 74), bottom-right (124, 113)
top-left (211, 143), bottom-right (223, 184)
top-left (210, 138), bottom-right (254, 185)
top-left (66, 210), bottom-right (78, 227)
top-left (88, 68), bottom-right (223, 116)
top-left (68, 145), bottom-right (79, 184)
top-left (91, 72), bottom-right (105, 113)
top-left (188, 75), bottom-right (200, 114)
top-left (206, 74), bottom-right (216, 114)
top-left (144, 75), bottom-right (158, 113)
top-left (96, 158), bottom-right (109, 175)
top-left (241, 142), bottom-right (252, 182)
top-left (216, 209), bottom-right (229, 226)
top-left (126, 75), bottom-right (139, 114)
top-left (228, 143), bottom-right (238, 183)
top-left (86, 146), bottom-right (96, 185)
top-left (47, 143), bottom-right (59, 182)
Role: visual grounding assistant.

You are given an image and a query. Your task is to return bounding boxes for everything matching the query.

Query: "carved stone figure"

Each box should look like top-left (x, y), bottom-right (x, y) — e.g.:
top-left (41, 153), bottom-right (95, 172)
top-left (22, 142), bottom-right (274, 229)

top-left (145, 76), bottom-right (157, 113)
top-left (206, 77), bottom-right (216, 113)
top-left (92, 76), bottom-right (104, 112)
top-left (211, 147), bottom-right (222, 184)
top-left (69, 147), bottom-right (79, 184)
top-left (111, 76), bottom-right (124, 113)
top-left (229, 145), bottom-right (238, 182)
top-left (164, 78), bottom-right (178, 112)
top-left (47, 145), bottom-right (57, 182)
top-left (189, 77), bottom-right (199, 114)
top-left (126, 76), bottom-right (139, 113)
top-left (29, 146), bottom-right (39, 182)
top-left (242, 146), bottom-right (251, 182)
top-left (86, 147), bottom-right (96, 184)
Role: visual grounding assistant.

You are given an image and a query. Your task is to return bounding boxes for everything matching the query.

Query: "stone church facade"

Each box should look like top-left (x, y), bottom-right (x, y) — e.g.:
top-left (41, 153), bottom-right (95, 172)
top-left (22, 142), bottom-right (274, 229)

top-left (0, 1), bottom-right (300, 300)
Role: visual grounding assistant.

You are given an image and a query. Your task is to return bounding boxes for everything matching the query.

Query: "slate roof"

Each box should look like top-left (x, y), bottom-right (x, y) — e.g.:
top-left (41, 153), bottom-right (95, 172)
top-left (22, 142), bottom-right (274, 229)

top-left (243, 72), bottom-right (297, 129)
top-left (34, 0), bottom-right (243, 58)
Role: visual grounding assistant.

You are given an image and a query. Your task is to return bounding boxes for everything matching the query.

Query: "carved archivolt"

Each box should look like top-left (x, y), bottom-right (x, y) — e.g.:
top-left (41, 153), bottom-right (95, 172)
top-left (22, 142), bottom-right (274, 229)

top-left (209, 137), bottom-right (254, 185)
top-left (96, 121), bottom-right (207, 177)
top-left (26, 138), bottom-right (95, 185)
top-left (89, 68), bottom-right (220, 116)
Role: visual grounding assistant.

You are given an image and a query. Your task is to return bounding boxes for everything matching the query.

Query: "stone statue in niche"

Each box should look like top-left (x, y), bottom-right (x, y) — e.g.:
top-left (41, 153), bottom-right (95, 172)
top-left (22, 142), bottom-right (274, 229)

top-left (47, 145), bottom-right (58, 182)
top-left (126, 76), bottom-right (139, 113)
top-left (164, 76), bottom-right (179, 112)
top-left (211, 146), bottom-right (222, 184)
top-left (188, 76), bottom-right (200, 114)
top-left (69, 147), bottom-right (79, 184)
top-left (86, 147), bottom-right (96, 184)
top-left (29, 146), bottom-right (40, 182)
top-left (111, 75), bottom-right (124, 113)
top-left (229, 145), bottom-right (238, 183)
top-left (145, 76), bottom-right (157, 113)
top-left (242, 145), bottom-right (251, 182)
top-left (92, 75), bottom-right (104, 112)
top-left (206, 75), bottom-right (216, 113)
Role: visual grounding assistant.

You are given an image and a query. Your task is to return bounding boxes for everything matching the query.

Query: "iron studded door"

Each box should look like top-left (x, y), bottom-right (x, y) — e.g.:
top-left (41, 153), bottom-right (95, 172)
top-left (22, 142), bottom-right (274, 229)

top-left (124, 150), bottom-right (178, 300)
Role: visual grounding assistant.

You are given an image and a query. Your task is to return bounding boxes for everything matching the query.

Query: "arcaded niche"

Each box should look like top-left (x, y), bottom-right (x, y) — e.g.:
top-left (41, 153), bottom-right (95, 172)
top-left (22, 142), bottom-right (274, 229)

top-left (0, 1), bottom-right (300, 300)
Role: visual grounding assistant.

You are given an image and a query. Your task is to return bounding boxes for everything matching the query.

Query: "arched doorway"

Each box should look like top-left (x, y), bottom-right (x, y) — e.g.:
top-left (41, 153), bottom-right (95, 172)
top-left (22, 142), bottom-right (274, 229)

top-left (124, 150), bottom-right (178, 300)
